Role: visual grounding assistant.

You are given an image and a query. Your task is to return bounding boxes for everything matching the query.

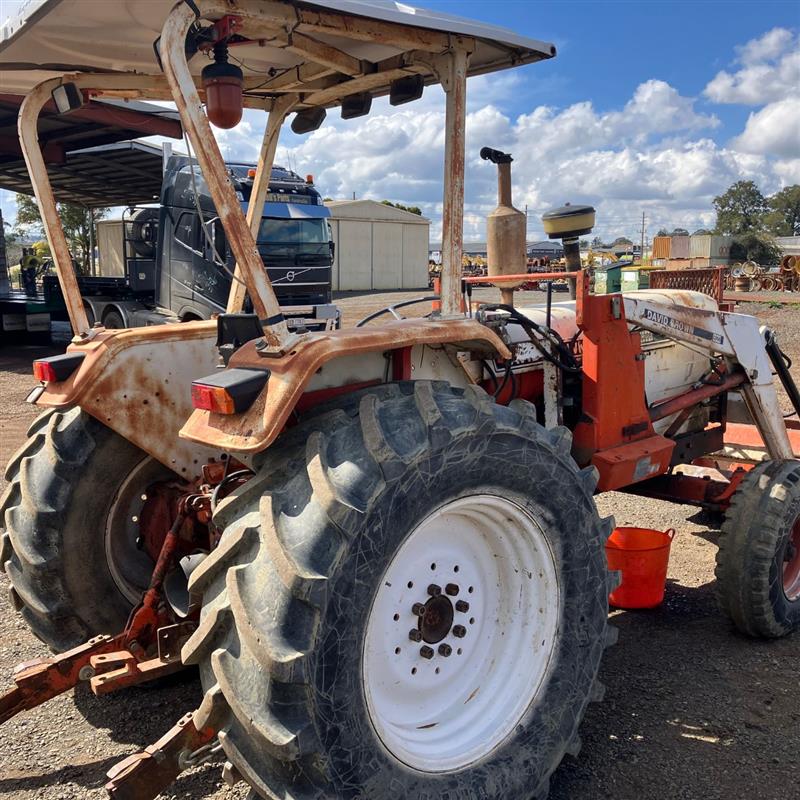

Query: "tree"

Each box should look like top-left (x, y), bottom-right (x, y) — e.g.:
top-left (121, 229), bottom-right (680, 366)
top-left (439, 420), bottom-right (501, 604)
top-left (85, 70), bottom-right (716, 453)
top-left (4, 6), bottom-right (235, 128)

top-left (713, 180), bottom-right (767, 235)
top-left (671, 228), bottom-right (689, 236)
top-left (730, 232), bottom-right (780, 266)
top-left (611, 236), bottom-right (633, 246)
top-left (14, 194), bottom-right (43, 236)
top-left (764, 185), bottom-right (800, 237)
top-left (13, 193), bottom-right (108, 274)
top-left (656, 228), bottom-right (669, 237)
top-left (590, 236), bottom-right (604, 248)
top-left (692, 228), bottom-right (711, 236)
top-left (381, 200), bottom-right (423, 216)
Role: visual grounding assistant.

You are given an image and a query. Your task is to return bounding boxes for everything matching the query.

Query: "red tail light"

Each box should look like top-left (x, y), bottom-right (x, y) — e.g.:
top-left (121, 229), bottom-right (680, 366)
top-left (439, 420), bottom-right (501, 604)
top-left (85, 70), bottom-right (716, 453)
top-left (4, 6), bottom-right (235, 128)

top-left (191, 368), bottom-right (270, 415)
top-left (191, 383), bottom-right (236, 415)
top-left (32, 353), bottom-right (85, 383)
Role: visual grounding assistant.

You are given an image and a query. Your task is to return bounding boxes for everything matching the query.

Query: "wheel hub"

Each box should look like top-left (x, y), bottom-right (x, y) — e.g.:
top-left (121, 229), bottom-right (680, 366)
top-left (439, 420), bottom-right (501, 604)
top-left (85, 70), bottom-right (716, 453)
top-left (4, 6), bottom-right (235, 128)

top-left (783, 517), bottom-right (800, 601)
top-left (418, 593), bottom-right (454, 644)
top-left (363, 494), bottom-right (560, 773)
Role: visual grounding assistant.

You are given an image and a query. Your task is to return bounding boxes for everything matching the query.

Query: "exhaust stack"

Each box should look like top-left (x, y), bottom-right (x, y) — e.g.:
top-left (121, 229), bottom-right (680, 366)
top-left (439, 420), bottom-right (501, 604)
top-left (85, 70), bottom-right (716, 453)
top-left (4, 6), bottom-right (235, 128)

top-left (481, 147), bottom-right (526, 306)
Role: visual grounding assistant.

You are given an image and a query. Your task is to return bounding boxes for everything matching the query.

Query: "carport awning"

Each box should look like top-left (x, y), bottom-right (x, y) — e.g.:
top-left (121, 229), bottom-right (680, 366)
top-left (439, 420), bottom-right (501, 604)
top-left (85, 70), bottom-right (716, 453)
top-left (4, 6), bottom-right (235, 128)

top-left (0, 140), bottom-right (166, 207)
top-left (0, 93), bottom-right (180, 206)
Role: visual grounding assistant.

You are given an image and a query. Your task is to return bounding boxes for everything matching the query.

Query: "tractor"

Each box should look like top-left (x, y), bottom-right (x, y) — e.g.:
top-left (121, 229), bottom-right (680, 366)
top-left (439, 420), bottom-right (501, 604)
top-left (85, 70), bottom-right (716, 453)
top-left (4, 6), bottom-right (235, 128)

top-left (1, 2), bottom-right (799, 799)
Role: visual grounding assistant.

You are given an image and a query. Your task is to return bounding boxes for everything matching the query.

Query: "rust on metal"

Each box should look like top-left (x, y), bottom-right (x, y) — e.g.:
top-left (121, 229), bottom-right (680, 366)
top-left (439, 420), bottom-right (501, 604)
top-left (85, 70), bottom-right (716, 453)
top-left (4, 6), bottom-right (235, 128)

top-left (90, 650), bottom-right (186, 696)
top-left (438, 46), bottom-right (470, 317)
top-left (650, 266), bottom-right (727, 305)
top-left (34, 322), bottom-right (221, 477)
top-left (0, 635), bottom-right (117, 725)
top-left (105, 712), bottom-right (217, 800)
top-left (18, 77), bottom-right (91, 337)
top-left (180, 317), bottom-right (510, 453)
top-left (160, 1), bottom-right (290, 349)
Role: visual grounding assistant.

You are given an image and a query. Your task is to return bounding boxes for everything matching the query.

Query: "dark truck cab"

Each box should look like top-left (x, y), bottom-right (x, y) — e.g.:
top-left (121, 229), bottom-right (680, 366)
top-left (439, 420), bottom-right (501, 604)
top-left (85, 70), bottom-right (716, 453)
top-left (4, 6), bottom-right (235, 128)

top-left (155, 157), bottom-right (336, 325)
top-left (43, 156), bottom-right (338, 331)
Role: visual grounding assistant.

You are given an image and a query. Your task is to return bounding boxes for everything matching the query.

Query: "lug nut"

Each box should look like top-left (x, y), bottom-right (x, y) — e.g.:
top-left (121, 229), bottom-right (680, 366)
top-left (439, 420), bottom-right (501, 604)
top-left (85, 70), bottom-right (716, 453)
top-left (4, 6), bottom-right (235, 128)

top-left (452, 625), bottom-right (467, 638)
top-left (438, 644), bottom-right (452, 657)
top-left (420, 646), bottom-right (434, 659)
top-left (427, 584), bottom-right (442, 597)
top-left (412, 603), bottom-right (427, 616)
top-left (455, 600), bottom-right (470, 613)
top-left (445, 583), bottom-right (459, 596)
top-left (409, 629), bottom-right (422, 642)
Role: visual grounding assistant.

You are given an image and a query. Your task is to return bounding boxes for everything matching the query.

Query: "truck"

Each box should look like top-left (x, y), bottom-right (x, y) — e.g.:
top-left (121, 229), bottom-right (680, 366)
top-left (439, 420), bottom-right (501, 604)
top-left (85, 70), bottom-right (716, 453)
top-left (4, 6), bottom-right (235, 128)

top-left (2, 152), bottom-right (338, 340)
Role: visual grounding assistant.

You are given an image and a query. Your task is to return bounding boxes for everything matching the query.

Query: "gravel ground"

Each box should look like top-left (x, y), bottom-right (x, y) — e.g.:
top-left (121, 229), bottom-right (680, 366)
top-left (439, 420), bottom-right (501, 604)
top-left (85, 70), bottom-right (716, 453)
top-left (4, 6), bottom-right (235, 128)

top-left (0, 290), bottom-right (799, 799)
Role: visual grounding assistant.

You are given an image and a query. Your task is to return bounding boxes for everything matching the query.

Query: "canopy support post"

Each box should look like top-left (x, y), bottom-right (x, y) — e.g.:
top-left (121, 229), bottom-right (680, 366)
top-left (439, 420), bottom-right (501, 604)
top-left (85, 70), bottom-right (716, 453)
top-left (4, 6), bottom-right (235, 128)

top-left (160, 1), bottom-right (294, 352)
top-left (18, 78), bottom-right (91, 339)
top-left (437, 46), bottom-right (469, 317)
top-left (227, 95), bottom-right (298, 314)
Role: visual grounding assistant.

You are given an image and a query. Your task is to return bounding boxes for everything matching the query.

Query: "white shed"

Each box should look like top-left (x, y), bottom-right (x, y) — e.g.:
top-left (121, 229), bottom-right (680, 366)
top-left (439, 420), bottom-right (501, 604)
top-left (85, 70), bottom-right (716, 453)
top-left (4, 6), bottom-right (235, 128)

top-left (325, 200), bottom-right (430, 291)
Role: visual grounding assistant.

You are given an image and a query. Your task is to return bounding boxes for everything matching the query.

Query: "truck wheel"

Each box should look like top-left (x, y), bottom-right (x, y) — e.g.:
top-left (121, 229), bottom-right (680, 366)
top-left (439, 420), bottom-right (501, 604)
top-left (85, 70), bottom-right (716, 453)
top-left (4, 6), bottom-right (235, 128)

top-left (183, 382), bottom-right (616, 800)
top-left (102, 309), bottom-right (125, 329)
top-left (0, 408), bottom-right (172, 651)
top-left (716, 459), bottom-right (800, 638)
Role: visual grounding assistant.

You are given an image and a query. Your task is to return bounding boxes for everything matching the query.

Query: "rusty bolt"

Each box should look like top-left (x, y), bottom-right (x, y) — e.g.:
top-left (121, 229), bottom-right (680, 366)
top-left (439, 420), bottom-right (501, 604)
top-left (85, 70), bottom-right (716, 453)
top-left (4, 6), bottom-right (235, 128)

top-left (438, 643), bottom-right (452, 657)
top-left (427, 584), bottom-right (442, 597)
top-left (452, 625), bottom-right (467, 638)
top-left (455, 600), bottom-right (470, 613)
top-left (420, 646), bottom-right (434, 660)
top-left (408, 629), bottom-right (422, 642)
top-left (412, 603), bottom-right (427, 617)
top-left (445, 583), bottom-right (460, 596)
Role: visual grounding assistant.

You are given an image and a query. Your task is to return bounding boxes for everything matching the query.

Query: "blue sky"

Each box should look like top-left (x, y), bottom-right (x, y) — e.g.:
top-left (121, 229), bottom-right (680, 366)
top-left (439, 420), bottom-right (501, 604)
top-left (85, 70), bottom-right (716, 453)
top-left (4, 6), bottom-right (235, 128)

top-left (1, 0), bottom-right (798, 243)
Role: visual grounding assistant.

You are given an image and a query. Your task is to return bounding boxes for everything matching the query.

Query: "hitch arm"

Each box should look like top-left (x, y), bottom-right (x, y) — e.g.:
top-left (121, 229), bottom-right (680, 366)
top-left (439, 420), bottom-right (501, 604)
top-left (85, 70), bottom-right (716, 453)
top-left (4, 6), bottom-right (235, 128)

top-left (105, 712), bottom-right (218, 800)
top-left (0, 635), bottom-right (117, 724)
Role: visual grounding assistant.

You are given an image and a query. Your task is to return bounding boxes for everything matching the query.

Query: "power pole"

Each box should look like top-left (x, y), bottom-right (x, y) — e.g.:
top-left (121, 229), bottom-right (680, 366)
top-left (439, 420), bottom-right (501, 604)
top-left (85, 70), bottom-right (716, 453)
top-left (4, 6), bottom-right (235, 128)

top-left (640, 210), bottom-right (646, 265)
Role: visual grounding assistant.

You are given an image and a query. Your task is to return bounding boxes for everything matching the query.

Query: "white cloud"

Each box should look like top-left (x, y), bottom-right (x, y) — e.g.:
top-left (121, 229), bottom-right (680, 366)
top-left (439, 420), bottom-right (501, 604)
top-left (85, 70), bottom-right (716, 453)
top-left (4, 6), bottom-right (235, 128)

top-left (264, 78), bottom-right (759, 242)
top-left (732, 97), bottom-right (800, 159)
top-left (739, 27), bottom-right (794, 65)
top-left (704, 27), bottom-right (800, 105)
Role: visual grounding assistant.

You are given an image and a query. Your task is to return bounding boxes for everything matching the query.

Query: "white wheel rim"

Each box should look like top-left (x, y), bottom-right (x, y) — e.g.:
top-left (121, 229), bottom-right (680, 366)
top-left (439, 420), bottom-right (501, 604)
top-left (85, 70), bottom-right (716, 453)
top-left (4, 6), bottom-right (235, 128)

top-left (363, 494), bottom-right (560, 773)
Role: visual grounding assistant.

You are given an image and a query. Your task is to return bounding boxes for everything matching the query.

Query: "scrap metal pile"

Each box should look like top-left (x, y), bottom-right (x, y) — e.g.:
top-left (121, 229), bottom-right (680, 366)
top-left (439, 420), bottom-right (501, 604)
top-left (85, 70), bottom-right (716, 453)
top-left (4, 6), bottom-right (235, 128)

top-left (726, 256), bottom-right (800, 292)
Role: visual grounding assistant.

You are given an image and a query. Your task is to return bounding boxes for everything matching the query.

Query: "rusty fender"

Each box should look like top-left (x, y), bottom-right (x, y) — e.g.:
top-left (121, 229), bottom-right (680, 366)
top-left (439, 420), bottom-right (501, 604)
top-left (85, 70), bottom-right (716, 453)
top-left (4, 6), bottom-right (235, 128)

top-left (33, 322), bottom-right (221, 477)
top-left (179, 317), bottom-right (510, 454)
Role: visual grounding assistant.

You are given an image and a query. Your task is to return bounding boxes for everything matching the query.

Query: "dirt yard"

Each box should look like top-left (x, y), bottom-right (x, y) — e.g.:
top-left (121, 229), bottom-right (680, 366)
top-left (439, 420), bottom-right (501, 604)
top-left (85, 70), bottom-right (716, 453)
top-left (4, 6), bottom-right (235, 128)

top-left (0, 290), bottom-right (798, 799)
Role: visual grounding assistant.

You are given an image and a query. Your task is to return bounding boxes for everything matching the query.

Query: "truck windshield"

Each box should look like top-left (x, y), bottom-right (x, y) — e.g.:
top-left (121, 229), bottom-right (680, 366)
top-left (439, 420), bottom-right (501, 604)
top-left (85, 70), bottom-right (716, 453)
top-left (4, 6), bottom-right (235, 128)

top-left (258, 218), bottom-right (329, 244)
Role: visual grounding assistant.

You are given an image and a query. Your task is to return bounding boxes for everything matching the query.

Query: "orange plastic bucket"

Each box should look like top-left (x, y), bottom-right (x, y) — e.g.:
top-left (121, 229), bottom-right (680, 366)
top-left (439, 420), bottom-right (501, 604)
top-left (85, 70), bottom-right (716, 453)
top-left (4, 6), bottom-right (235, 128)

top-left (605, 527), bottom-right (675, 609)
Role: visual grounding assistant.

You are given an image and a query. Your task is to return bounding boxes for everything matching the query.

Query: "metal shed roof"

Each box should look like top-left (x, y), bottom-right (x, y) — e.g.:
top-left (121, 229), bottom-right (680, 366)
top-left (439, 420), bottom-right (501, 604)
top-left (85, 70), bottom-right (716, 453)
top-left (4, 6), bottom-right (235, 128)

top-left (0, 140), bottom-right (166, 207)
top-left (325, 199), bottom-right (430, 224)
top-left (0, 0), bottom-right (556, 105)
top-left (0, 91), bottom-right (181, 205)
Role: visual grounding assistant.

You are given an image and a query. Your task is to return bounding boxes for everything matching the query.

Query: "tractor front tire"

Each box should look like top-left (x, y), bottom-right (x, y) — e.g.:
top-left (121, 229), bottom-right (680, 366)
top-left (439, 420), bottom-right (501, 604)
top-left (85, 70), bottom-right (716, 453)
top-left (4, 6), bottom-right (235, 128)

top-left (716, 459), bottom-right (800, 638)
top-left (184, 382), bottom-right (616, 800)
top-left (0, 407), bottom-right (171, 651)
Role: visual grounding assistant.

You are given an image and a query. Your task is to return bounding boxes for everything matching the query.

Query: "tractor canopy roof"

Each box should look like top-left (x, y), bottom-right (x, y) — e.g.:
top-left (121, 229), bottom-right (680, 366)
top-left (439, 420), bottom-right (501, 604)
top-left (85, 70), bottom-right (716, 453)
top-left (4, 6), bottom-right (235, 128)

top-left (0, 0), bottom-right (555, 104)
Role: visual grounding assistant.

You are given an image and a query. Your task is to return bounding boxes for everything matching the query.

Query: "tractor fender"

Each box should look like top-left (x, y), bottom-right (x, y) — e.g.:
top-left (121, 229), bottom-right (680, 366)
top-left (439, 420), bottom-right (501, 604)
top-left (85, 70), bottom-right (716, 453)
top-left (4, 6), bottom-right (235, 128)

top-left (179, 317), bottom-right (510, 455)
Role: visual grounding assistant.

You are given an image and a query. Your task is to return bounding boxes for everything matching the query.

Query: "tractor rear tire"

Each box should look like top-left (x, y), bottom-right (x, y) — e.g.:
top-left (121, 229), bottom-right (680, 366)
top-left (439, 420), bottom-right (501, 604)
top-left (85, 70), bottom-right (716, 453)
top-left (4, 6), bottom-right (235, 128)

top-left (183, 382), bottom-right (616, 800)
top-left (716, 459), bottom-right (800, 638)
top-left (0, 407), bottom-right (171, 651)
